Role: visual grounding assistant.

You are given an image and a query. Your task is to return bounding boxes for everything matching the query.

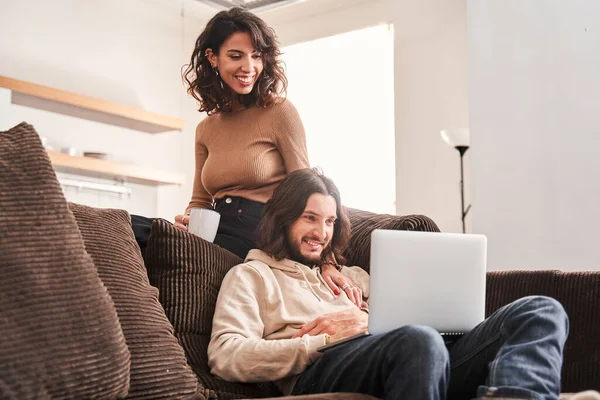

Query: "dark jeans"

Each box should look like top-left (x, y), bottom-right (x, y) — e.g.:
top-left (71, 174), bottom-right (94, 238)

top-left (291, 296), bottom-right (569, 400)
top-left (131, 197), bottom-right (264, 260)
top-left (213, 197), bottom-right (264, 259)
top-left (131, 214), bottom-right (153, 255)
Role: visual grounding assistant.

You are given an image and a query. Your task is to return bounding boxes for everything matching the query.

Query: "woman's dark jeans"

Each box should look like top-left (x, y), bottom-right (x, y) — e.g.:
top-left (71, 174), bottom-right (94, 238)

top-left (212, 197), bottom-right (264, 259)
top-left (131, 196), bottom-right (264, 259)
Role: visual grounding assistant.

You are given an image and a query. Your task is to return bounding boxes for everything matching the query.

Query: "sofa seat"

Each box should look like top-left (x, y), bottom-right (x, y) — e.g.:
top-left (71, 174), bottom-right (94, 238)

top-left (257, 394), bottom-right (379, 400)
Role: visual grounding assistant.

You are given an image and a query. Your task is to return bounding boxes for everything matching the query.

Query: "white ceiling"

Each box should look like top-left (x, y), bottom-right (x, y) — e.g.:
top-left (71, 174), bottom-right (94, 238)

top-left (182, 0), bottom-right (373, 22)
top-left (193, 0), bottom-right (303, 12)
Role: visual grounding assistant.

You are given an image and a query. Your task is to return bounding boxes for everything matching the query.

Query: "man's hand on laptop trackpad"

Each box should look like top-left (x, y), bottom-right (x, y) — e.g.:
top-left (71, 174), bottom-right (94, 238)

top-left (292, 308), bottom-right (368, 343)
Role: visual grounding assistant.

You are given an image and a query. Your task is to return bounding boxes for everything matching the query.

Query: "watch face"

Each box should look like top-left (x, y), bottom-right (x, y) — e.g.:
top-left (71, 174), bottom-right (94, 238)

top-left (317, 332), bottom-right (370, 353)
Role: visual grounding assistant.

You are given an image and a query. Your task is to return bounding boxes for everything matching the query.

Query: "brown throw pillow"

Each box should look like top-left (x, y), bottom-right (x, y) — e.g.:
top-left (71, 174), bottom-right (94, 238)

top-left (0, 122), bottom-right (130, 398)
top-left (344, 208), bottom-right (440, 273)
top-left (69, 203), bottom-right (211, 400)
top-left (144, 219), bottom-right (281, 399)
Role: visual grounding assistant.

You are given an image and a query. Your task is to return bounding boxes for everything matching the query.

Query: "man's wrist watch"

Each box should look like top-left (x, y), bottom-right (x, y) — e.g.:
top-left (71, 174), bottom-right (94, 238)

top-left (324, 333), bottom-right (331, 345)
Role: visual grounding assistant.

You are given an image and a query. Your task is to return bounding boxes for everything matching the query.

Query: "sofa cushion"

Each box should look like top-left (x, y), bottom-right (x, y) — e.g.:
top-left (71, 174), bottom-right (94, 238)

top-left (0, 122), bottom-right (130, 398)
top-left (344, 208), bottom-right (440, 273)
top-left (70, 203), bottom-right (211, 399)
top-left (258, 395), bottom-right (380, 400)
top-left (144, 219), bottom-right (281, 399)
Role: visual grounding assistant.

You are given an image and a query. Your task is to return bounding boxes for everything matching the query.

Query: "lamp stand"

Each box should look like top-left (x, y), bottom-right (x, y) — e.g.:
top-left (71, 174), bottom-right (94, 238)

top-left (455, 146), bottom-right (471, 233)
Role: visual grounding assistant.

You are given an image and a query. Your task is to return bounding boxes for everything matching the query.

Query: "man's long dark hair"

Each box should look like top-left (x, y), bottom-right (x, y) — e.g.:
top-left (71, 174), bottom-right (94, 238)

top-left (256, 168), bottom-right (351, 264)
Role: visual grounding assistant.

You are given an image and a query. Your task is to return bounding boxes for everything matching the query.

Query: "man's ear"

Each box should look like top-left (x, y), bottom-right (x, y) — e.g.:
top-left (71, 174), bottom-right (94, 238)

top-left (205, 48), bottom-right (217, 68)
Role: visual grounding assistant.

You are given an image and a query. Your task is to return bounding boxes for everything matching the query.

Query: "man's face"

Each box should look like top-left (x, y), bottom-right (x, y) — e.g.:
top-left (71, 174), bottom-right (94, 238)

top-left (286, 193), bottom-right (337, 265)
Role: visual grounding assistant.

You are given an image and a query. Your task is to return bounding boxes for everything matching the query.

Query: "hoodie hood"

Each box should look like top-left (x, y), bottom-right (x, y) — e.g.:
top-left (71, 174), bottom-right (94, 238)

top-left (246, 249), bottom-right (324, 302)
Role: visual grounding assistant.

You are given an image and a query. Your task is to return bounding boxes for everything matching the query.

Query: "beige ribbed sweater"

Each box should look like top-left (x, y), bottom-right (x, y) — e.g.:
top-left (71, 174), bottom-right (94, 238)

top-left (187, 100), bottom-right (309, 211)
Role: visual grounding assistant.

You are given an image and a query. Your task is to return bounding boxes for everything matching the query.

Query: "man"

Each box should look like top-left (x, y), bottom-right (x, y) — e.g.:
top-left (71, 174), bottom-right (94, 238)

top-left (208, 168), bottom-right (569, 400)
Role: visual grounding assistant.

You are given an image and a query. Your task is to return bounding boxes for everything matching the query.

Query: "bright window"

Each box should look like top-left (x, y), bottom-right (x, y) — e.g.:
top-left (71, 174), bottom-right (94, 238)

top-left (283, 24), bottom-right (396, 214)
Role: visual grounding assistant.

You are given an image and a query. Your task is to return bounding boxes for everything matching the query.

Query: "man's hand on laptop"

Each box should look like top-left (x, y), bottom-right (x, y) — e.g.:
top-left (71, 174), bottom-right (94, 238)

top-left (292, 309), bottom-right (368, 343)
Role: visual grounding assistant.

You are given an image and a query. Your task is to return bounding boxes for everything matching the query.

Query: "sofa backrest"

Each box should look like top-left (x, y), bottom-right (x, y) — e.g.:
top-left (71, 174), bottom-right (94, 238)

top-left (344, 208), bottom-right (440, 272)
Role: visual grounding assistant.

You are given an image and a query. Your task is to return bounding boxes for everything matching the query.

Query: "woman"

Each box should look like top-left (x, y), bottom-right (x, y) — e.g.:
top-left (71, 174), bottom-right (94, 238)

top-left (173, 7), bottom-right (363, 305)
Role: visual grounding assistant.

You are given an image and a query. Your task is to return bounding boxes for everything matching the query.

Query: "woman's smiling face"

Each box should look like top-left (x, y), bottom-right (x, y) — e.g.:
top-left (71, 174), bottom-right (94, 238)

top-left (207, 31), bottom-right (264, 96)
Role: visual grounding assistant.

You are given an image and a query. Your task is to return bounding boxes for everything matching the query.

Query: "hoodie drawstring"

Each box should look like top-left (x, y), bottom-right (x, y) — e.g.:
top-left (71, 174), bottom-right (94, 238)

top-left (316, 269), bottom-right (337, 298)
top-left (295, 264), bottom-right (322, 302)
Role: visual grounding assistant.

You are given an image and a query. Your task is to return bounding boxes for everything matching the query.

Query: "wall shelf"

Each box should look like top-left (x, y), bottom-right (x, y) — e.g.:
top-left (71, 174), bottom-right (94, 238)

top-left (48, 151), bottom-right (185, 186)
top-left (0, 75), bottom-right (186, 133)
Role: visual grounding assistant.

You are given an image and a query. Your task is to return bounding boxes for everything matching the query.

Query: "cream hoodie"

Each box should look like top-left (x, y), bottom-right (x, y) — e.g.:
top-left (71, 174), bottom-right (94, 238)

top-left (207, 249), bottom-right (370, 395)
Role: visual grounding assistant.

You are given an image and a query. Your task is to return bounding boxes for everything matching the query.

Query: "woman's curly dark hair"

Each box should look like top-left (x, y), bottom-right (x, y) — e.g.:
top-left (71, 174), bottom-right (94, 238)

top-left (183, 7), bottom-right (287, 115)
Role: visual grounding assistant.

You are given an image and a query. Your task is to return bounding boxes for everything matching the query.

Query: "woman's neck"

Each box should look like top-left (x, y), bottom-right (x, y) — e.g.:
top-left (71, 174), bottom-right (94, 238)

top-left (230, 91), bottom-right (252, 112)
top-left (231, 99), bottom-right (247, 112)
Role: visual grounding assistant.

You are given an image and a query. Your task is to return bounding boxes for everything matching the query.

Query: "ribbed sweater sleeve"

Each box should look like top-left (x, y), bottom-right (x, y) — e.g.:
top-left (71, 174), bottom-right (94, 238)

top-left (187, 120), bottom-right (214, 211)
top-left (273, 101), bottom-right (309, 173)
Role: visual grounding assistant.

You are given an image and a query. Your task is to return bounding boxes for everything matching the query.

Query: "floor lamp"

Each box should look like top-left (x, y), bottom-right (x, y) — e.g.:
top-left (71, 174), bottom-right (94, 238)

top-left (440, 129), bottom-right (471, 233)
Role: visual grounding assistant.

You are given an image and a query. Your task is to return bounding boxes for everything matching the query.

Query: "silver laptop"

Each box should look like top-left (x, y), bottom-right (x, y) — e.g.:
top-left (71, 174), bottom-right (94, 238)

top-left (368, 229), bottom-right (487, 335)
top-left (317, 229), bottom-right (487, 352)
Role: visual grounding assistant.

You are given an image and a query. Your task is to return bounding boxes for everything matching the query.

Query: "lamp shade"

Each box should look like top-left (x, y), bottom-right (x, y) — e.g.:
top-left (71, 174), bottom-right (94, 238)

top-left (440, 128), bottom-right (470, 148)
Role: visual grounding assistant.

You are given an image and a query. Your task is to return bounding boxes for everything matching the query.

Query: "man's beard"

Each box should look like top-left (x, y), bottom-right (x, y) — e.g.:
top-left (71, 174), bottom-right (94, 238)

top-left (285, 239), bottom-right (332, 266)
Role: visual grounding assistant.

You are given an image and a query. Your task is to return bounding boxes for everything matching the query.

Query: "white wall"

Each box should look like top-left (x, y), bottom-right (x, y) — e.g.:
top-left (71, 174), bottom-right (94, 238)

top-left (263, 0), bottom-right (470, 230)
top-left (392, 1), bottom-right (470, 232)
top-left (1, 0), bottom-right (469, 231)
top-left (469, 0), bottom-right (600, 270)
top-left (0, 0), bottom-right (215, 219)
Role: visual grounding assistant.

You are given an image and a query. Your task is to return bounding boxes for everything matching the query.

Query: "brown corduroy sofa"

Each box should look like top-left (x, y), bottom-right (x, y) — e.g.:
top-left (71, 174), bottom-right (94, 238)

top-left (345, 210), bottom-right (600, 396)
top-left (1, 122), bottom-right (598, 398)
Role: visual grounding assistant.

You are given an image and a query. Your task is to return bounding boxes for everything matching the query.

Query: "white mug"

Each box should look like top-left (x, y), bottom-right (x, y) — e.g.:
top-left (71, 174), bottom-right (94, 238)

top-left (188, 208), bottom-right (221, 242)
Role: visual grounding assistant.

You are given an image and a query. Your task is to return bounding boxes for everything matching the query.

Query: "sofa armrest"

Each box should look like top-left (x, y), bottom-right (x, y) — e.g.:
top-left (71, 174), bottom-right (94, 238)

top-left (486, 270), bottom-right (600, 392)
top-left (343, 208), bottom-right (440, 273)
top-left (552, 271), bottom-right (600, 392)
